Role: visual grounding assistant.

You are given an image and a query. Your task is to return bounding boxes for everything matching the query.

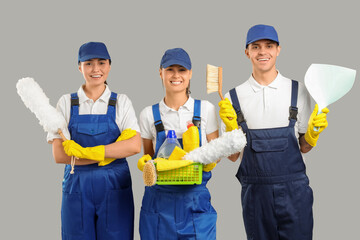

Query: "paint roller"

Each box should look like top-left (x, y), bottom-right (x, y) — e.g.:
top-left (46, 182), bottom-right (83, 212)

top-left (183, 128), bottom-right (247, 164)
top-left (16, 77), bottom-right (67, 140)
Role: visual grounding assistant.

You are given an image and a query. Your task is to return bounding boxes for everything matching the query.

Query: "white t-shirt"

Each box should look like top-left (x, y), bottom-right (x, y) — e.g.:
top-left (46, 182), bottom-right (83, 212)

top-left (222, 71), bottom-right (312, 138)
top-left (139, 96), bottom-right (218, 150)
top-left (47, 85), bottom-right (140, 143)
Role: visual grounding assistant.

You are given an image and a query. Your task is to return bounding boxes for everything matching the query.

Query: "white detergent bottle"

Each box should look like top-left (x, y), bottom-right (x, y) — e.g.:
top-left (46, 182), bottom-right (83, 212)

top-left (157, 130), bottom-right (182, 159)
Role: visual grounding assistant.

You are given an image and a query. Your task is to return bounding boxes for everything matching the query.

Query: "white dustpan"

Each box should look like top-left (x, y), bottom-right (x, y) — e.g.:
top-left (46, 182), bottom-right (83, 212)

top-left (304, 63), bottom-right (356, 130)
top-left (305, 63), bottom-right (356, 111)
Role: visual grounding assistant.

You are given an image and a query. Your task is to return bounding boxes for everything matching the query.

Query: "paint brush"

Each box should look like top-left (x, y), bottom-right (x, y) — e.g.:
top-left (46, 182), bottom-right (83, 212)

top-left (206, 64), bottom-right (224, 100)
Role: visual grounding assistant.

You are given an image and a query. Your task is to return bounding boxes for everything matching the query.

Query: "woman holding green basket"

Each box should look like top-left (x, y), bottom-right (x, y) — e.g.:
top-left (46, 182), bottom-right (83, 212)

top-left (138, 48), bottom-right (219, 239)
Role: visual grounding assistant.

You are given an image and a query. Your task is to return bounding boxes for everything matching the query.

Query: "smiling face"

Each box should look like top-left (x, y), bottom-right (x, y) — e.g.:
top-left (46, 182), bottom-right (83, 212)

top-left (245, 39), bottom-right (281, 75)
top-left (159, 64), bottom-right (192, 95)
top-left (78, 58), bottom-right (111, 87)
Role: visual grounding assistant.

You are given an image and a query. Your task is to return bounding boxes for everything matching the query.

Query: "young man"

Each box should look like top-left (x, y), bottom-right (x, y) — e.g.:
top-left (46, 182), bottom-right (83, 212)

top-left (219, 24), bottom-right (329, 240)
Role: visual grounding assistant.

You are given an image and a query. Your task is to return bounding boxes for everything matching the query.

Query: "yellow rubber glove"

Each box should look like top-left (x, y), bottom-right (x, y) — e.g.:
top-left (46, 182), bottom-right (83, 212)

top-left (116, 128), bottom-right (137, 141)
top-left (203, 162), bottom-right (217, 172)
top-left (137, 154), bottom-right (152, 171)
top-left (305, 104), bottom-right (329, 147)
top-left (98, 128), bottom-right (137, 166)
top-left (219, 98), bottom-right (238, 132)
top-left (62, 140), bottom-right (105, 161)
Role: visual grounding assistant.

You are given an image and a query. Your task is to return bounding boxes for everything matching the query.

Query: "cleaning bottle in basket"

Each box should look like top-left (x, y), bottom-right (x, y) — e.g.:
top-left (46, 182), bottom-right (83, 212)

top-left (182, 121), bottom-right (200, 152)
top-left (157, 130), bottom-right (182, 159)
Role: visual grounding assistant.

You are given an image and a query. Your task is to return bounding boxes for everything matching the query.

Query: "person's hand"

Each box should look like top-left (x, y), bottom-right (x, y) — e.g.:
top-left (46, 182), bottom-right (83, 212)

top-left (98, 128), bottom-right (137, 166)
top-left (62, 140), bottom-right (105, 161)
top-left (116, 128), bottom-right (137, 141)
top-left (137, 154), bottom-right (152, 171)
top-left (98, 157), bottom-right (117, 167)
top-left (305, 104), bottom-right (329, 147)
top-left (219, 98), bottom-right (238, 132)
top-left (203, 162), bottom-right (217, 172)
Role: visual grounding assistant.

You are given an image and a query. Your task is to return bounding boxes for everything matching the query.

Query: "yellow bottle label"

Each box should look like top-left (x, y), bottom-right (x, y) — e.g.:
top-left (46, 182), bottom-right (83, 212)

top-left (182, 126), bottom-right (199, 152)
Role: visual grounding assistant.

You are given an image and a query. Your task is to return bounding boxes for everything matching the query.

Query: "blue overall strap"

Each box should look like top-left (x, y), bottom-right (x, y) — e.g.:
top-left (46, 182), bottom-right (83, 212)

top-left (229, 88), bottom-right (248, 131)
top-left (70, 93), bottom-right (79, 117)
top-left (192, 99), bottom-right (202, 147)
top-left (152, 103), bottom-right (166, 158)
top-left (107, 92), bottom-right (117, 120)
top-left (288, 80), bottom-right (299, 127)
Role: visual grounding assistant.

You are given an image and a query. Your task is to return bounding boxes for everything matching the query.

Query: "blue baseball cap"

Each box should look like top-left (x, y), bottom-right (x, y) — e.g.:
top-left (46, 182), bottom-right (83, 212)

top-left (78, 42), bottom-right (111, 62)
top-left (160, 48), bottom-right (192, 70)
top-left (246, 24), bottom-right (279, 48)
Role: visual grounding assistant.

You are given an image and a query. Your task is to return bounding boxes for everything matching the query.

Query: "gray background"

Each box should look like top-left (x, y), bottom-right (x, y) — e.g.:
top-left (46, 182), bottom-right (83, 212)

top-left (1, 0), bottom-right (359, 239)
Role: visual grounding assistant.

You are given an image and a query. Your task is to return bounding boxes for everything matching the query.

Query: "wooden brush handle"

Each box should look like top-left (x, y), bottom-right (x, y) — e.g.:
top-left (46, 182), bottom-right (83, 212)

top-left (218, 66), bottom-right (233, 120)
top-left (218, 67), bottom-right (224, 100)
top-left (58, 129), bottom-right (67, 141)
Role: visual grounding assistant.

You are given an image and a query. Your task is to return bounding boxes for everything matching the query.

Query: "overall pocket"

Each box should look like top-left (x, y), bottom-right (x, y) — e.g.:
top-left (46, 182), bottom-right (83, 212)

top-left (293, 178), bottom-right (314, 237)
top-left (251, 138), bottom-right (289, 174)
top-left (61, 192), bottom-right (83, 235)
top-left (106, 187), bottom-right (134, 233)
top-left (192, 190), bottom-right (217, 240)
top-left (139, 209), bottom-right (159, 240)
top-left (77, 122), bottom-right (108, 136)
top-left (193, 210), bottom-right (217, 240)
top-left (241, 184), bottom-right (255, 239)
top-left (192, 190), bottom-right (212, 213)
top-left (106, 162), bottom-right (132, 190)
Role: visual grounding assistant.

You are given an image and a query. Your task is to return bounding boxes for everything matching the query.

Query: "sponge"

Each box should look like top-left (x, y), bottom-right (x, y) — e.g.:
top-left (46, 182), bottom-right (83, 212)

top-left (168, 146), bottom-right (187, 160)
top-left (156, 159), bottom-right (193, 172)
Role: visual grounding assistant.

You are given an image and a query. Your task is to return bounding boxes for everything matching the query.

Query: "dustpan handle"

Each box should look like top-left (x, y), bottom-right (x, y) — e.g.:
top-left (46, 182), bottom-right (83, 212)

top-left (313, 110), bottom-right (322, 132)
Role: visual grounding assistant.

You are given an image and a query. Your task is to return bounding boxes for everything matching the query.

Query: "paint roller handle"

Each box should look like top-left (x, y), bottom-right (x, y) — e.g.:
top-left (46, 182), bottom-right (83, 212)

top-left (58, 129), bottom-right (68, 141)
top-left (313, 109), bottom-right (325, 131)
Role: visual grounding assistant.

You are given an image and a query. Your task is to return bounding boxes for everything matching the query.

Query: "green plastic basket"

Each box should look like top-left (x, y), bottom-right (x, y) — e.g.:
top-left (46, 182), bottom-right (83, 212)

top-left (156, 163), bottom-right (203, 185)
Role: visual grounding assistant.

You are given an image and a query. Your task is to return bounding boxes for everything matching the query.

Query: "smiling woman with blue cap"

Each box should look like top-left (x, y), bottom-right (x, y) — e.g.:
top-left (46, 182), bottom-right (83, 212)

top-left (137, 48), bottom-right (219, 239)
top-left (47, 41), bottom-right (141, 240)
top-left (218, 24), bottom-right (329, 240)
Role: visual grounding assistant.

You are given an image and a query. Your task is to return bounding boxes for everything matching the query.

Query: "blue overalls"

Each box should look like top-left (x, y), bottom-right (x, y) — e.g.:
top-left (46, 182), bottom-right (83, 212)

top-left (61, 92), bottom-right (134, 240)
top-left (230, 80), bottom-right (313, 240)
top-left (139, 100), bottom-right (217, 240)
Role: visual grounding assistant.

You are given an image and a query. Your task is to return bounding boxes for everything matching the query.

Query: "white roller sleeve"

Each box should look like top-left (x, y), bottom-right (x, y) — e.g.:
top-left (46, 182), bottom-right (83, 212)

top-left (16, 77), bottom-right (67, 135)
top-left (184, 128), bottom-right (247, 164)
